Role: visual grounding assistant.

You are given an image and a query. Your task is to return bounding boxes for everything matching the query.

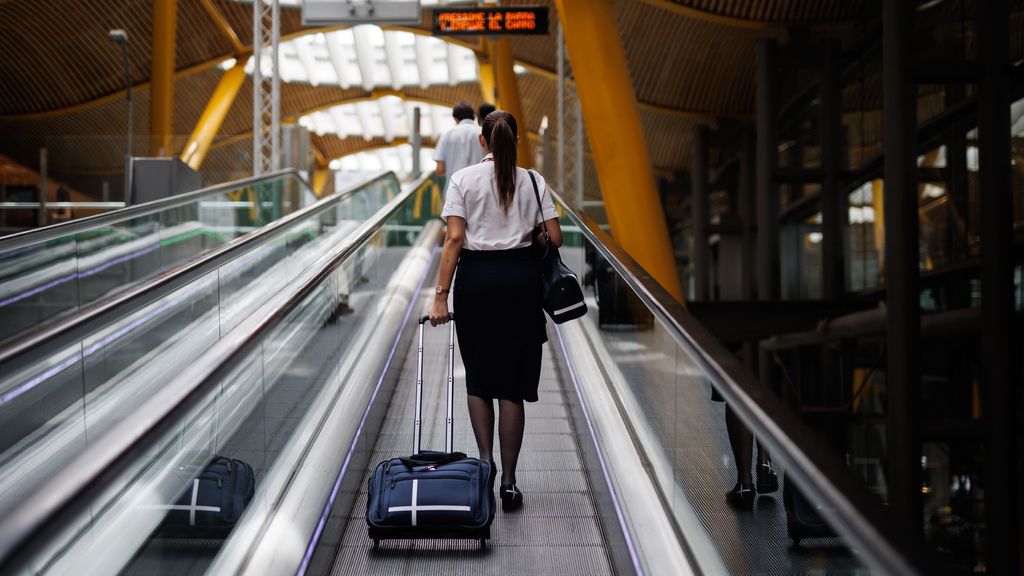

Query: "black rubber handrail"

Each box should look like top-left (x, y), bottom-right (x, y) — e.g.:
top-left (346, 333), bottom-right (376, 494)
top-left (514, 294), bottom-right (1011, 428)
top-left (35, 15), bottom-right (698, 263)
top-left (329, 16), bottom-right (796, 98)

top-left (0, 172), bottom-right (436, 574)
top-left (0, 170), bottom-right (393, 374)
top-left (0, 168), bottom-right (305, 253)
top-left (552, 190), bottom-right (921, 576)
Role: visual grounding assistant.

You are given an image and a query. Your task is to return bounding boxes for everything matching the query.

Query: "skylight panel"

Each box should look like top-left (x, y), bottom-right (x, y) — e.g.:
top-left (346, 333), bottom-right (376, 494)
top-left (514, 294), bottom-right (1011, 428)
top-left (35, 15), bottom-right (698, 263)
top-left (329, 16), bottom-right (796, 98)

top-left (301, 100), bottom-right (453, 143)
top-left (355, 101), bottom-right (384, 140)
top-left (267, 27), bottom-right (476, 90)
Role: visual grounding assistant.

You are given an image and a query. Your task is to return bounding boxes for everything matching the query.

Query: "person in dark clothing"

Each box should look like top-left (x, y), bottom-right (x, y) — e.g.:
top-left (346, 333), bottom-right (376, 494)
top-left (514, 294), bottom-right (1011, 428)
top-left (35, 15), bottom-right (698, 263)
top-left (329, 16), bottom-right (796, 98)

top-left (477, 102), bottom-right (495, 126)
top-left (429, 110), bottom-right (562, 512)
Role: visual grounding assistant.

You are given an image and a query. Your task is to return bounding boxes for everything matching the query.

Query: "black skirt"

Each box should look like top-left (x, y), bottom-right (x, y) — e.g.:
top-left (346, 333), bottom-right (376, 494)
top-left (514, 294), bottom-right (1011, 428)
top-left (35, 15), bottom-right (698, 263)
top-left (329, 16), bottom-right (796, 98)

top-left (453, 247), bottom-right (547, 403)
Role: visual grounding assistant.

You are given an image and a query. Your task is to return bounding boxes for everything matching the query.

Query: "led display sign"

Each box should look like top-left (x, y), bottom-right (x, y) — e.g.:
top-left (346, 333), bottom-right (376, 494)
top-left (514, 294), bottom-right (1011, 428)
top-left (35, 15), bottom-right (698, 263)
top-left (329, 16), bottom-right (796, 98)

top-left (433, 7), bottom-right (549, 36)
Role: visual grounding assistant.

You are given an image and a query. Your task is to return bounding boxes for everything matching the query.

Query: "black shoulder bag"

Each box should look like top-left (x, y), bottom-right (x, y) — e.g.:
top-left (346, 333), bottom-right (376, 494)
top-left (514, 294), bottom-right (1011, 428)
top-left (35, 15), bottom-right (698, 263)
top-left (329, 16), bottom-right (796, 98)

top-left (528, 171), bottom-right (588, 324)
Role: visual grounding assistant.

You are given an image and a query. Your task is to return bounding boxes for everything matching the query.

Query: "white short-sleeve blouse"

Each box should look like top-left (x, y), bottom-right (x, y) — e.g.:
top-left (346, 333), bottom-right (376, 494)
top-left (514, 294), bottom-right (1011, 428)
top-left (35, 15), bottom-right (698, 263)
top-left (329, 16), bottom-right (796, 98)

top-left (440, 155), bottom-right (559, 251)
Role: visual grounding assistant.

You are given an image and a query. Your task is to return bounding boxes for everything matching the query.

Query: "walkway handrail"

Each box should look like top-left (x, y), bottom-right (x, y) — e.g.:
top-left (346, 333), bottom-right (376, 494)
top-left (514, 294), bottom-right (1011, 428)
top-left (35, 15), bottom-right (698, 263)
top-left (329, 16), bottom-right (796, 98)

top-left (0, 170), bottom-right (394, 370)
top-left (0, 171), bottom-right (435, 574)
top-left (0, 168), bottom-right (305, 253)
top-left (552, 190), bottom-right (920, 576)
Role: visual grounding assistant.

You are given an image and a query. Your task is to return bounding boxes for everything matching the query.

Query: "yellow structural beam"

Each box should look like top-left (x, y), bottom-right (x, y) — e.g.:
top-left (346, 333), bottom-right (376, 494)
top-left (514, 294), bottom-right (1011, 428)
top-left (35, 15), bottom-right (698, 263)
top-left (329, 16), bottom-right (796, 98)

top-left (312, 148), bottom-right (330, 197)
top-left (198, 0), bottom-right (246, 55)
top-left (313, 168), bottom-right (330, 196)
top-left (555, 0), bottom-right (684, 302)
top-left (489, 39), bottom-right (530, 168)
top-left (477, 54), bottom-right (497, 106)
top-left (151, 0), bottom-right (177, 157)
top-left (180, 62), bottom-right (248, 170)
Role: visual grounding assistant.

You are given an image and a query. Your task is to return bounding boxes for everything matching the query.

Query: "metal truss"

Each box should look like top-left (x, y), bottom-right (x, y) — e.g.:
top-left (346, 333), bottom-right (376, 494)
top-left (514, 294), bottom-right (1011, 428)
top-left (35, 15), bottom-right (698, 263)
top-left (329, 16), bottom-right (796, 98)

top-left (253, 0), bottom-right (281, 175)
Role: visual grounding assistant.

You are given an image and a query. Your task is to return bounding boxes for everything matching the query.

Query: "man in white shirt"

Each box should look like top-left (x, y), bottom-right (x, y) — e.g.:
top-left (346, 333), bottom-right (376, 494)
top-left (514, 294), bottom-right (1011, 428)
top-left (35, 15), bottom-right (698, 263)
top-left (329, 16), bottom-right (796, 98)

top-left (434, 101), bottom-right (484, 195)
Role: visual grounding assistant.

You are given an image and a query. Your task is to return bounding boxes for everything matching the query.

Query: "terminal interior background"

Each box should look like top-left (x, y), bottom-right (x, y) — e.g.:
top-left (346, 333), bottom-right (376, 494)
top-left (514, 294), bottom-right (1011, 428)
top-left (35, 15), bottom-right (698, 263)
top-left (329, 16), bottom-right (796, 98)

top-left (0, 0), bottom-right (1023, 575)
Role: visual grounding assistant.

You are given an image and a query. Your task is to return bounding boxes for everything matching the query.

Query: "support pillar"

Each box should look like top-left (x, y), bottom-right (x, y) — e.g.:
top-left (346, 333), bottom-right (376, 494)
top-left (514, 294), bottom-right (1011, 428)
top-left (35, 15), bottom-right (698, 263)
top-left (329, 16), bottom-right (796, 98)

top-left (882, 0), bottom-right (921, 540)
top-left (476, 55), bottom-right (497, 107)
top-left (554, 0), bottom-right (684, 301)
top-left (756, 39), bottom-right (780, 301)
top-left (411, 106), bottom-right (422, 178)
top-left (820, 39), bottom-right (845, 299)
top-left (151, 0), bottom-right (176, 157)
top-left (691, 125), bottom-right (710, 300)
top-left (977, 0), bottom-right (1017, 572)
top-left (180, 62), bottom-right (247, 170)
top-left (489, 39), bottom-right (530, 168)
top-left (739, 128), bottom-right (755, 300)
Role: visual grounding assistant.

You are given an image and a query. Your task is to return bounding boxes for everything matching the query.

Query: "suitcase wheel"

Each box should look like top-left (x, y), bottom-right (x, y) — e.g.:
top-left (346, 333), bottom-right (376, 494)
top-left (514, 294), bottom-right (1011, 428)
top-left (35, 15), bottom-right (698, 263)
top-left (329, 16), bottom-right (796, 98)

top-left (480, 538), bottom-right (487, 549)
top-left (372, 539), bottom-right (380, 550)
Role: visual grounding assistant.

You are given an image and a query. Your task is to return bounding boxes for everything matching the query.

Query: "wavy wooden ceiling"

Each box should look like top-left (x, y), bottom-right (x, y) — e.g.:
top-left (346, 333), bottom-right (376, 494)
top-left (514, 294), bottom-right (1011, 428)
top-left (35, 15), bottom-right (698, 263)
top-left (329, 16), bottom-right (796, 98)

top-left (7, 0), bottom-right (1010, 186)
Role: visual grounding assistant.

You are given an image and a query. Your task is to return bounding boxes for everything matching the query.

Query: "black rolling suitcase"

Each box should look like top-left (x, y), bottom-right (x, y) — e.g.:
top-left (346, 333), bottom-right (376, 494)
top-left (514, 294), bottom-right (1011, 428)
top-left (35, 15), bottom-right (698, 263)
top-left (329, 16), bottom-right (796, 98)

top-left (783, 476), bottom-right (836, 545)
top-left (156, 456), bottom-right (256, 538)
top-left (366, 314), bottom-right (495, 548)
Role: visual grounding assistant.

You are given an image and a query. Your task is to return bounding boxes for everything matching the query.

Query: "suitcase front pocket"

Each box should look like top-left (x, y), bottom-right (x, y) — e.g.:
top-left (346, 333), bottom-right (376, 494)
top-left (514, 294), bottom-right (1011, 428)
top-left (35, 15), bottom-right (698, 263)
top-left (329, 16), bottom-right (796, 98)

top-left (385, 472), bottom-right (477, 527)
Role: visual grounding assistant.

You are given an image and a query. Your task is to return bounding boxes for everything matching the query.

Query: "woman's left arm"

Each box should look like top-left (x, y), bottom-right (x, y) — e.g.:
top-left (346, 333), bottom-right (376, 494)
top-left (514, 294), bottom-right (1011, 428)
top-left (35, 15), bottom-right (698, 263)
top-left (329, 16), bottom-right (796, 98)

top-left (429, 216), bottom-right (466, 325)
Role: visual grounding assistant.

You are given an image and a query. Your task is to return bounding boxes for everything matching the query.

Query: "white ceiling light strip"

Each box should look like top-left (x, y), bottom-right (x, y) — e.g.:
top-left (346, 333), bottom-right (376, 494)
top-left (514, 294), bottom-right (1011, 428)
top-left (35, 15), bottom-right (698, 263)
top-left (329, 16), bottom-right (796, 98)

top-left (382, 31), bottom-right (406, 90)
top-left (351, 26), bottom-right (379, 91)
top-left (413, 35), bottom-right (434, 88)
top-left (255, 27), bottom-right (476, 91)
top-left (292, 35), bottom-right (320, 86)
top-left (328, 145), bottom-right (438, 179)
top-left (300, 99), bottom-right (453, 141)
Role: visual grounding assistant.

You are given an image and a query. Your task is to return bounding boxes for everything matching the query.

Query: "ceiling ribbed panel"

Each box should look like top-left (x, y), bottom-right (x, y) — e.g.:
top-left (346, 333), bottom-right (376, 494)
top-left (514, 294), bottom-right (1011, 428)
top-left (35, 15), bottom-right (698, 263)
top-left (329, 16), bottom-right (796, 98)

top-left (176, 0), bottom-right (236, 67)
top-left (517, 74), bottom-right (556, 136)
top-left (313, 134), bottom-right (438, 161)
top-left (215, 1), bottom-right (306, 47)
top-left (615, 0), bottom-right (781, 115)
top-left (0, 0), bottom-right (234, 115)
top-left (639, 109), bottom-right (712, 170)
top-left (403, 84), bottom-right (482, 108)
top-left (667, 0), bottom-right (864, 23)
top-left (506, 0), bottom-right (558, 72)
top-left (0, 0), bottom-right (151, 114)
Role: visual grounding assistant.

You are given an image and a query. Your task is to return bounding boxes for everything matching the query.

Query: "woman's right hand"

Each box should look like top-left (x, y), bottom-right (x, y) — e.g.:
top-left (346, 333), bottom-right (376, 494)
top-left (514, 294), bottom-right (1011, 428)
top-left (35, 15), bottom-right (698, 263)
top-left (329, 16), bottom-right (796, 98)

top-left (428, 298), bottom-right (450, 326)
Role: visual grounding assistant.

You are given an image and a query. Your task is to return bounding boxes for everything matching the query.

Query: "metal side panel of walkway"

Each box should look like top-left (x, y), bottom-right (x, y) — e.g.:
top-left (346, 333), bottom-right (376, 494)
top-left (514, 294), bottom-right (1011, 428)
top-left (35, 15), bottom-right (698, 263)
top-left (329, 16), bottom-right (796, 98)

top-left (320, 286), bottom-right (614, 576)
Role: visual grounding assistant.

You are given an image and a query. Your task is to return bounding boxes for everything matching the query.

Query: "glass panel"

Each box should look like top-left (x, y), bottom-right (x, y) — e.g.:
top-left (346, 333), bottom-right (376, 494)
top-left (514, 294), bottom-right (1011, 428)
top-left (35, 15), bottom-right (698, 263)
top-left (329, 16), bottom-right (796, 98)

top-left (556, 202), bottom-right (876, 574)
top-left (21, 189), bottom-right (425, 575)
top-left (0, 173), bottom-right (310, 345)
top-left (0, 175), bottom-right (398, 520)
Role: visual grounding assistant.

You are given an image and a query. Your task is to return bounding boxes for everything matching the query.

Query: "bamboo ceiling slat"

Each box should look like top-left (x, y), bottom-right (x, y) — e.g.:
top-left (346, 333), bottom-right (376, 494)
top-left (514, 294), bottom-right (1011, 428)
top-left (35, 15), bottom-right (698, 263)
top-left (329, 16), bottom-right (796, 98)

top-left (667, 0), bottom-right (864, 24)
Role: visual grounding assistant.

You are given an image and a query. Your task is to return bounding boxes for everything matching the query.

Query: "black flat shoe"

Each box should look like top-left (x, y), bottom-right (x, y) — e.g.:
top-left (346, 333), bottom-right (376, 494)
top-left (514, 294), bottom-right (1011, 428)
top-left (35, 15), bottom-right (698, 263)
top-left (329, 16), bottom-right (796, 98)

top-left (725, 482), bottom-right (755, 510)
top-left (757, 462), bottom-right (779, 494)
top-left (499, 483), bottom-right (523, 512)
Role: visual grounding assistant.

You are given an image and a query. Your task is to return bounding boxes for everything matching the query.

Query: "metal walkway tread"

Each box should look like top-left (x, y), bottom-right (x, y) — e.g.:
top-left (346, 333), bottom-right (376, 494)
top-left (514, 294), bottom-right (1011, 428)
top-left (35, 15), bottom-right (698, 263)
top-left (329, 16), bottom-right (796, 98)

top-left (327, 287), bottom-right (613, 576)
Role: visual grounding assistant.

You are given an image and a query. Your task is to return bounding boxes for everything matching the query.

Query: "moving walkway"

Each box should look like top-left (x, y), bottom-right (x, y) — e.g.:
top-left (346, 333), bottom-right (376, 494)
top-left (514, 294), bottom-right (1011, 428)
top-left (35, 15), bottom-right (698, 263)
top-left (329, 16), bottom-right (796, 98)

top-left (0, 170), bottom-right (317, 344)
top-left (0, 179), bottom-right (916, 575)
top-left (0, 169), bottom-right (412, 520)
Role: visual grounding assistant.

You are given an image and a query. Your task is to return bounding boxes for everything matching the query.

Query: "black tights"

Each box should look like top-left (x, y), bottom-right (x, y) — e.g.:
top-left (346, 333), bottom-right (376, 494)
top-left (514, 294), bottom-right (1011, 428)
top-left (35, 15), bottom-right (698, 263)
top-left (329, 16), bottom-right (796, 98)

top-left (467, 395), bottom-right (525, 485)
top-left (725, 404), bottom-right (770, 485)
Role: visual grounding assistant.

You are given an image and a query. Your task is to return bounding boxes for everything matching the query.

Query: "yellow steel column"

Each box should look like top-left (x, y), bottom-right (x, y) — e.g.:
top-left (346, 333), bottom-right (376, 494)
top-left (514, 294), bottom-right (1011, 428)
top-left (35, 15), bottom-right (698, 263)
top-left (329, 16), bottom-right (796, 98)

top-left (488, 39), bottom-right (530, 168)
top-left (180, 62), bottom-right (247, 170)
top-left (477, 54), bottom-right (498, 105)
top-left (151, 0), bottom-right (177, 157)
top-left (554, 0), bottom-right (684, 301)
top-left (311, 148), bottom-right (331, 197)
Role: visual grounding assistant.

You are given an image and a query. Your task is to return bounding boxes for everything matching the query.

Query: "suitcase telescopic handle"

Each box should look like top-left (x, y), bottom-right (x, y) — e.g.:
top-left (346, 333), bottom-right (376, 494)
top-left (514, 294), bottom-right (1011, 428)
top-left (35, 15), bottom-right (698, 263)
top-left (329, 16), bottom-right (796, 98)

top-left (413, 313), bottom-right (457, 455)
top-left (418, 313), bottom-right (455, 324)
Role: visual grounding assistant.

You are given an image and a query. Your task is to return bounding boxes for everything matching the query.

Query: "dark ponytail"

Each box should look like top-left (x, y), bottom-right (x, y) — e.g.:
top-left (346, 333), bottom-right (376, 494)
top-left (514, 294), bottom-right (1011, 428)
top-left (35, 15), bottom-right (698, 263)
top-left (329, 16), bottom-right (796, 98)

top-left (481, 110), bottom-right (518, 213)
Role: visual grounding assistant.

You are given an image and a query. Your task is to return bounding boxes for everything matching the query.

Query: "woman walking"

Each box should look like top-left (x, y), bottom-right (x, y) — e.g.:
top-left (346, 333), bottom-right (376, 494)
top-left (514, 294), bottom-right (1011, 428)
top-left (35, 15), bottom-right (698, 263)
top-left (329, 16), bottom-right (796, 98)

top-left (428, 110), bottom-right (561, 512)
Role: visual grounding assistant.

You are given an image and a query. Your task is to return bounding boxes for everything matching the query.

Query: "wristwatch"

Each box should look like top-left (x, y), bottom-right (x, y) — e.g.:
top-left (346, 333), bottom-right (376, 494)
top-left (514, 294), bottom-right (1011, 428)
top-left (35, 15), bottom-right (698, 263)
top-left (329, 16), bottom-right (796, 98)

top-left (435, 285), bottom-right (450, 295)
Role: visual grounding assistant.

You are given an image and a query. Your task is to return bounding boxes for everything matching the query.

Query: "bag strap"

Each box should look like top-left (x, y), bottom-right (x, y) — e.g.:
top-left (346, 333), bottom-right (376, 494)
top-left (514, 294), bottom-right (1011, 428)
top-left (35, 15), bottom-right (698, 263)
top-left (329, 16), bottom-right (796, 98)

top-left (527, 170), bottom-right (550, 243)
